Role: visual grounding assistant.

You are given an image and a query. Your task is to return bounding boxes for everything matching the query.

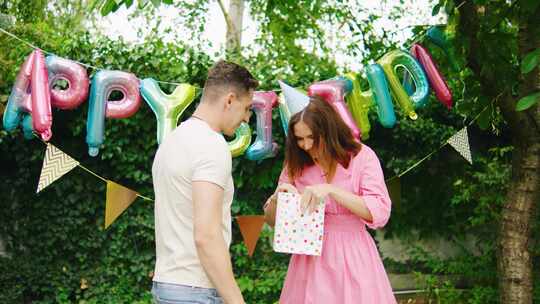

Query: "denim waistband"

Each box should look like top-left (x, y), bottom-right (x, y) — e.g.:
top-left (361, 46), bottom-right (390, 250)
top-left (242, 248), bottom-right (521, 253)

top-left (152, 281), bottom-right (220, 297)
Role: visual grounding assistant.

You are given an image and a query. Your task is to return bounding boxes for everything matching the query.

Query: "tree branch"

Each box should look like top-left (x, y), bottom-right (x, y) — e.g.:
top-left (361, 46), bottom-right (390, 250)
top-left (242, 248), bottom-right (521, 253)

top-left (456, 0), bottom-right (536, 140)
top-left (217, 0), bottom-right (235, 37)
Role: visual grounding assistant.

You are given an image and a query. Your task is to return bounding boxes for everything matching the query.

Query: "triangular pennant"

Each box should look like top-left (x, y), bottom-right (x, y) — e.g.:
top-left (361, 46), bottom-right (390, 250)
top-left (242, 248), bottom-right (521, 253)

top-left (447, 127), bottom-right (472, 164)
top-left (236, 215), bottom-right (266, 257)
top-left (105, 181), bottom-right (138, 229)
top-left (37, 143), bottom-right (79, 193)
top-left (386, 177), bottom-right (401, 209)
top-left (278, 80), bottom-right (310, 115)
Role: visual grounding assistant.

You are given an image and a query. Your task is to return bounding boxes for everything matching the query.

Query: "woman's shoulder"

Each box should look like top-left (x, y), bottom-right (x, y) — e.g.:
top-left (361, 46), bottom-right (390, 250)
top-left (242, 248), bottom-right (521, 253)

top-left (353, 143), bottom-right (378, 162)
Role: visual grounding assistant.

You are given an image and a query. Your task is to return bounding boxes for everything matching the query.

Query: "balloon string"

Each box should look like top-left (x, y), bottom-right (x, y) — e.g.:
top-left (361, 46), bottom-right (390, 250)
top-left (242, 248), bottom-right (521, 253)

top-left (0, 26), bottom-right (197, 88)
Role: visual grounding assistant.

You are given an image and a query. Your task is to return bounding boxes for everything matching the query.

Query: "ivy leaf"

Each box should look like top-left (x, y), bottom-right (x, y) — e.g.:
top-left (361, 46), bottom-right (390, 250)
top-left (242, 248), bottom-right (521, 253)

top-left (100, 0), bottom-right (118, 16)
top-left (516, 92), bottom-right (540, 111)
top-left (432, 4), bottom-right (441, 16)
top-left (88, 0), bottom-right (105, 11)
top-left (444, 1), bottom-right (455, 14)
top-left (521, 48), bottom-right (540, 74)
top-left (162, 0), bottom-right (173, 4)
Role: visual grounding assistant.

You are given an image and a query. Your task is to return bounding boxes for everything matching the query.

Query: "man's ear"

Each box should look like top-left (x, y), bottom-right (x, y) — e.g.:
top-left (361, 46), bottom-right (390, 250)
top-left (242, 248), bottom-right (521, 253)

top-left (224, 92), bottom-right (236, 109)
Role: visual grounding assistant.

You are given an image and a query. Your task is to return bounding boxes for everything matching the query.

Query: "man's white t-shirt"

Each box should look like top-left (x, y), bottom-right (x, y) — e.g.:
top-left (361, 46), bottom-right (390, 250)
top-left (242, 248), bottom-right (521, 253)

top-left (152, 118), bottom-right (234, 288)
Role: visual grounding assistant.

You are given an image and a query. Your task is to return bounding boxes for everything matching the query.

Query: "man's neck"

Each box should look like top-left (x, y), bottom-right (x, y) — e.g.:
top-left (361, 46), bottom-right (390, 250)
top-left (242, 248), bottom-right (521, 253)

top-left (192, 103), bottom-right (222, 133)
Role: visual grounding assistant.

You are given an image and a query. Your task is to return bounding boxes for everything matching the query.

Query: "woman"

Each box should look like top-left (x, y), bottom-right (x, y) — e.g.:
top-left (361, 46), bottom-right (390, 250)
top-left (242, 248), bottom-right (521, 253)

top-left (264, 96), bottom-right (396, 303)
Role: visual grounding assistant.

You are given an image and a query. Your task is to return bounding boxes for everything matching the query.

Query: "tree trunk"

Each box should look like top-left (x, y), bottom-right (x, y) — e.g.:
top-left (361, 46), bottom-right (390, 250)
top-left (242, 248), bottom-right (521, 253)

top-left (497, 7), bottom-right (540, 303)
top-left (217, 0), bottom-right (244, 56)
top-left (457, 2), bottom-right (540, 302)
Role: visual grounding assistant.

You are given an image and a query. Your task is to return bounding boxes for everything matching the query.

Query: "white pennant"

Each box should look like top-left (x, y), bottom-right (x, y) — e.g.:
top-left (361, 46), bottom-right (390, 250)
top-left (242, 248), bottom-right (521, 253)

top-left (447, 127), bottom-right (472, 164)
top-left (37, 144), bottom-right (79, 193)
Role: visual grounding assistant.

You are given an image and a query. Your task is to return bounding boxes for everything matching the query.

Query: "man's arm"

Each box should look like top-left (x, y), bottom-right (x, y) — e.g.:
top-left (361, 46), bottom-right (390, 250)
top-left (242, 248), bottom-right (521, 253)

top-left (192, 181), bottom-right (245, 304)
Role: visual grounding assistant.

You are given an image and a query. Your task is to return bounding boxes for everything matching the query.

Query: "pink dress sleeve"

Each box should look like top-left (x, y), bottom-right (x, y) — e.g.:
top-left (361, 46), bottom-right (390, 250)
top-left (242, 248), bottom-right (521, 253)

top-left (278, 165), bottom-right (291, 185)
top-left (354, 146), bottom-right (392, 229)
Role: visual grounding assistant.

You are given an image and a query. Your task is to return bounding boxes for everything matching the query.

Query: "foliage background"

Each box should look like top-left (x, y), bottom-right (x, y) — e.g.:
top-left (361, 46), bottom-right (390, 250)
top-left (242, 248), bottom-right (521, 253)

top-left (0, 1), bottom-right (538, 303)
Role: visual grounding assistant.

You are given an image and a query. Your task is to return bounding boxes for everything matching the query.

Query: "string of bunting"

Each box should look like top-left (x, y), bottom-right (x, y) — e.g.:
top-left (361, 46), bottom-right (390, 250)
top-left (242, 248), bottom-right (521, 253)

top-left (2, 25), bottom-right (477, 257)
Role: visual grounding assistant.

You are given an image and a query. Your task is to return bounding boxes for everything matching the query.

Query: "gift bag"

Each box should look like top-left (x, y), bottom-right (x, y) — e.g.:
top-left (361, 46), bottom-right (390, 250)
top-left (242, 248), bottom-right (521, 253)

top-left (273, 192), bottom-right (325, 256)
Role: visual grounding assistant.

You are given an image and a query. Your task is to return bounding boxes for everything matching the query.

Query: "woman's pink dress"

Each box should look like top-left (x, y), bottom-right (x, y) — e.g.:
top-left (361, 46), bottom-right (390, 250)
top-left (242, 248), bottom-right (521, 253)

top-left (278, 144), bottom-right (396, 304)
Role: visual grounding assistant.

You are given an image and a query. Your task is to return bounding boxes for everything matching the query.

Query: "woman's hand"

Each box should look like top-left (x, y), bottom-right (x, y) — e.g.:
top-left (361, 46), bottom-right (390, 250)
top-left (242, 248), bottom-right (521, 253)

top-left (275, 183), bottom-right (298, 195)
top-left (263, 183), bottom-right (298, 227)
top-left (300, 184), bottom-right (333, 214)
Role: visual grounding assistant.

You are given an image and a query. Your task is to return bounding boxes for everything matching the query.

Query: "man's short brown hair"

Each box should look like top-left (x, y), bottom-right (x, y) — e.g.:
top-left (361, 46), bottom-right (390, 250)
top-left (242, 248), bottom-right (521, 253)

top-left (203, 60), bottom-right (259, 95)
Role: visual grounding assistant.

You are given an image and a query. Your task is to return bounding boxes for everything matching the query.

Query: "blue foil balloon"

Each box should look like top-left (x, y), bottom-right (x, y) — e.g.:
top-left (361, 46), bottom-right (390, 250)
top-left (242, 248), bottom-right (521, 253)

top-left (246, 91), bottom-right (279, 161)
top-left (366, 64), bottom-right (396, 128)
top-left (86, 70), bottom-right (141, 157)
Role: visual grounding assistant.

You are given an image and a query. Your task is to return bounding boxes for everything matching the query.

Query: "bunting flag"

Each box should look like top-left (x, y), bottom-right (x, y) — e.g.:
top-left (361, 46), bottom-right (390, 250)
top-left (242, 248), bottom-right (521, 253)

top-left (386, 177), bottom-right (401, 209)
top-left (447, 127), bottom-right (472, 164)
top-left (37, 143), bottom-right (79, 193)
top-left (236, 215), bottom-right (266, 257)
top-left (105, 181), bottom-right (138, 229)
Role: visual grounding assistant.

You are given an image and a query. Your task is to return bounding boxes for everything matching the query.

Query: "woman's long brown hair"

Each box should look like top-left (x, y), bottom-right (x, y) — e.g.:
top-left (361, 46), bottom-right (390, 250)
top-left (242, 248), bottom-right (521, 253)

top-left (285, 95), bottom-right (362, 182)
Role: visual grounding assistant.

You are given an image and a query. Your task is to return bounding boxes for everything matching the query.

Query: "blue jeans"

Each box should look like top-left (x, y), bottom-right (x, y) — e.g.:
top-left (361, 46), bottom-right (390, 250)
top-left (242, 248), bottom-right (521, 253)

top-left (152, 281), bottom-right (224, 304)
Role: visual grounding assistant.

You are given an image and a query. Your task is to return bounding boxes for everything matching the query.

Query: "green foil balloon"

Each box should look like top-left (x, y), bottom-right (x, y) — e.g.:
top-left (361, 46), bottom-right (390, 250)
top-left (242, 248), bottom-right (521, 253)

top-left (228, 122), bottom-right (252, 157)
top-left (378, 50), bottom-right (430, 120)
top-left (140, 78), bottom-right (197, 144)
top-left (344, 73), bottom-right (374, 140)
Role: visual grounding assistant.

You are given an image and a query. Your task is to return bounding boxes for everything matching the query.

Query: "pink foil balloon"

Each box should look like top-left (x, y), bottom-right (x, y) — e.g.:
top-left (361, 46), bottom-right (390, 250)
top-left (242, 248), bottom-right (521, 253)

top-left (31, 49), bottom-right (52, 141)
top-left (104, 72), bottom-right (141, 119)
top-left (308, 78), bottom-right (361, 139)
top-left (46, 55), bottom-right (89, 110)
top-left (410, 44), bottom-right (453, 109)
top-left (86, 70), bottom-right (141, 156)
top-left (2, 51), bottom-right (35, 135)
top-left (245, 91), bottom-right (279, 160)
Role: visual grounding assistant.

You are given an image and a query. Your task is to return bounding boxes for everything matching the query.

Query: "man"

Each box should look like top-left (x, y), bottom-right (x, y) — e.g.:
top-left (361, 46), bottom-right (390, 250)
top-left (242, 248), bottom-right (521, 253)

top-left (151, 60), bottom-right (258, 304)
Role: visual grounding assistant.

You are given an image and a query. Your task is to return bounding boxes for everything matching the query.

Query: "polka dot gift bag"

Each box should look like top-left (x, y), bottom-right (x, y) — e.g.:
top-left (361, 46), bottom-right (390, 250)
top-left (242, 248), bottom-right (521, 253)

top-left (273, 192), bottom-right (325, 256)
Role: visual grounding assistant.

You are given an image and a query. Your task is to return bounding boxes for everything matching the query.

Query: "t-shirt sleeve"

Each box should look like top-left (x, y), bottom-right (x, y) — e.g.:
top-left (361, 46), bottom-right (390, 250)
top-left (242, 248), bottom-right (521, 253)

top-left (192, 139), bottom-right (231, 189)
top-left (354, 146), bottom-right (392, 230)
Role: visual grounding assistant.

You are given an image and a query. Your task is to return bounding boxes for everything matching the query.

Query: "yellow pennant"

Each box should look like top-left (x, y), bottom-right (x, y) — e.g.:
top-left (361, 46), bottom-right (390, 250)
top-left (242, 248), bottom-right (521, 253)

top-left (236, 215), bottom-right (266, 257)
top-left (37, 144), bottom-right (79, 193)
top-left (105, 181), bottom-right (138, 229)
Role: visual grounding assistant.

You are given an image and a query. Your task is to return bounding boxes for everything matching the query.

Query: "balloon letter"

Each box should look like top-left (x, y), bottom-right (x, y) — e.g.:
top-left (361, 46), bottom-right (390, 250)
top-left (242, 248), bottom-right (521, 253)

top-left (378, 50), bottom-right (429, 119)
top-left (410, 44), bottom-right (452, 109)
top-left (246, 91), bottom-right (279, 160)
top-left (86, 70), bottom-right (141, 156)
top-left (46, 55), bottom-right (89, 110)
top-left (3, 51), bottom-right (35, 133)
top-left (140, 78), bottom-right (197, 144)
top-left (229, 122), bottom-right (252, 157)
top-left (31, 49), bottom-right (52, 141)
top-left (308, 77), bottom-right (361, 139)
top-left (344, 65), bottom-right (395, 139)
